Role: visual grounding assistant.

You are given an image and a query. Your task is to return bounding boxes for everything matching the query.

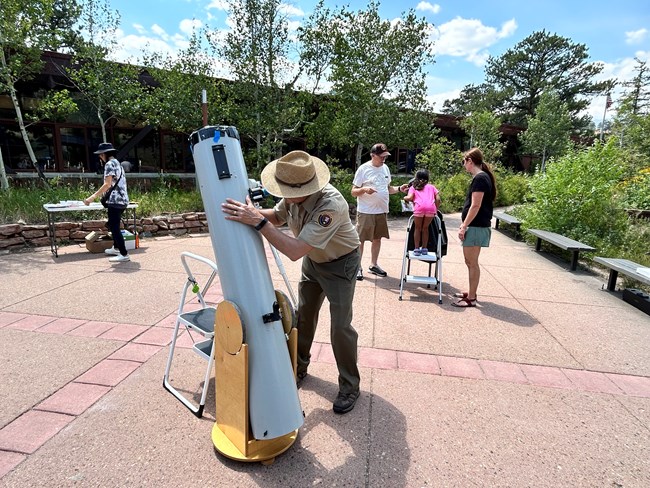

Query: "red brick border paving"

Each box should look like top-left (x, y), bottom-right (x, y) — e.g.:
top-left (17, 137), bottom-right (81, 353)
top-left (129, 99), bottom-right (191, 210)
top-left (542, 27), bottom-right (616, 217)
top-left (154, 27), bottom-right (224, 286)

top-left (0, 451), bottom-right (26, 478)
top-left (2, 317), bottom-right (650, 481)
top-left (0, 411), bottom-right (74, 454)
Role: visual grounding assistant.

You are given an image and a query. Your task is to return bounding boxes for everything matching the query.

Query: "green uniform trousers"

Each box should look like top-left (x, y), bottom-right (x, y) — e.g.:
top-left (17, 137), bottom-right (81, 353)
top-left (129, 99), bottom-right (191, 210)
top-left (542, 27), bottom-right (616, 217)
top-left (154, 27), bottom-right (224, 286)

top-left (297, 248), bottom-right (361, 394)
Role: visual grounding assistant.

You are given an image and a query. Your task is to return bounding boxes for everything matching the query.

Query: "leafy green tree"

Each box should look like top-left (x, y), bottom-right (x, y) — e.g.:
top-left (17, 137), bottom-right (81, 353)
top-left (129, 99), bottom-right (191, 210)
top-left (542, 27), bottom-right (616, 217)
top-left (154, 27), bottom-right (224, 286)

top-left (27, 89), bottom-right (78, 123)
top-left (620, 57), bottom-right (650, 115)
top-left (442, 83), bottom-right (507, 117)
top-left (447, 30), bottom-right (613, 132)
top-left (139, 32), bottom-right (227, 134)
top-left (484, 30), bottom-right (612, 129)
top-left (519, 90), bottom-right (573, 172)
top-left (307, 0), bottom-right (433, 165)
top-left (295, 0), bottom-right (337, 97)
top-left (611, 58), bottom-right (650, 169)
top-left (0, 0), bottom-right (81, 188)
top-left (459, 110), bottom-right (505, 165)
top-left (415, 130), bottom-right (463, 178)
top-left (63, 0), bottom-right (145, 142)
top-left (208, 0), bottom-right (307, 169)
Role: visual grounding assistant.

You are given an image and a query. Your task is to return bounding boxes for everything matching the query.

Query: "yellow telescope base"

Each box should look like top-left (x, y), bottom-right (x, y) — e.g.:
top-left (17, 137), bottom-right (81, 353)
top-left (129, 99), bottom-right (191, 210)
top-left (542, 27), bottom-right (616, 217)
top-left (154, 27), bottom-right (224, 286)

top-left (212, 293), bottom-right (298, 465)
top-left (212, 425), bottom-right (298, 465)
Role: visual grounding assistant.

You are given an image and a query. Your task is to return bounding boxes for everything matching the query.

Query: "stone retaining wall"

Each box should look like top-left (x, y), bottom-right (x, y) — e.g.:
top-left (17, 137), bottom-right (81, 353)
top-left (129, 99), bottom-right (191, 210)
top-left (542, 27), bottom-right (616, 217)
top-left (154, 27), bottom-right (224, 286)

top-left (0, 212), bottom-right (209, 251)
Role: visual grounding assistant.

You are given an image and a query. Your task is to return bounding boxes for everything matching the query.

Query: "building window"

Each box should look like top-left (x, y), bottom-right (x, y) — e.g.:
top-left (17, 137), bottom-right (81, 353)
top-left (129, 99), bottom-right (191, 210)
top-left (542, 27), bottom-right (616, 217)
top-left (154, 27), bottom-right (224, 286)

top-left (163, 133), bottom-right (189, 172)
top-left (0, 123), bottom-right (54, 171)
top-left (59, 126), bottom-right (88, 172)
top-left (114, 128), bottom-right (160, 173)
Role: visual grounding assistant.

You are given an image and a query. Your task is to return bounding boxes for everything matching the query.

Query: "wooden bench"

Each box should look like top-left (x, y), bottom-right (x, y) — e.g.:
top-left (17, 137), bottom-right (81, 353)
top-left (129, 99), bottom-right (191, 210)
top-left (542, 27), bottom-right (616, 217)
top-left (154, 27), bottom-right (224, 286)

top-left (593, 257), bottom-right (650, 291)
top-left (493, 211), bottom-right (522, 239)
top-left (528, 229), bottom-right (596, 271)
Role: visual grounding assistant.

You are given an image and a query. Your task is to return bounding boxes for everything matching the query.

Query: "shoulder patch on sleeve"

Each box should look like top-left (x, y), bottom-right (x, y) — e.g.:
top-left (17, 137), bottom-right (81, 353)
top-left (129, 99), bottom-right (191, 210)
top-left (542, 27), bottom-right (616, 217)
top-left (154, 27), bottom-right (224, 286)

top-left (317, 213), bottom-right (333, 227)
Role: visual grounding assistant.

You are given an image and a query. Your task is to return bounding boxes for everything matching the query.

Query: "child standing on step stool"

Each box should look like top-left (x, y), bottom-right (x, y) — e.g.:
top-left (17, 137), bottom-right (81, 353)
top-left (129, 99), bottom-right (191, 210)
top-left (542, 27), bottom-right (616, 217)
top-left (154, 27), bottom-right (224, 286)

top-left (403, 169), bottom-right (441, 256)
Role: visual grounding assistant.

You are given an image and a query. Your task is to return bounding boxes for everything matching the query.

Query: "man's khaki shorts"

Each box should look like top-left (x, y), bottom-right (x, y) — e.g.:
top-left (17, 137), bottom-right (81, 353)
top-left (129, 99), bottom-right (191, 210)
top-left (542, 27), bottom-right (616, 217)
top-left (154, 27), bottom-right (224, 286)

top-left (356, 212), bottom-right (389, 242)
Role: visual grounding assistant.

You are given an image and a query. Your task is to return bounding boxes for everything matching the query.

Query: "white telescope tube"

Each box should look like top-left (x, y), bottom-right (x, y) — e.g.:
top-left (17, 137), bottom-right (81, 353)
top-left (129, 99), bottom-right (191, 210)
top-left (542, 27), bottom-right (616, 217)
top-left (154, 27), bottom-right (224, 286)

top-left (190, 126), bottom-right (303, 439)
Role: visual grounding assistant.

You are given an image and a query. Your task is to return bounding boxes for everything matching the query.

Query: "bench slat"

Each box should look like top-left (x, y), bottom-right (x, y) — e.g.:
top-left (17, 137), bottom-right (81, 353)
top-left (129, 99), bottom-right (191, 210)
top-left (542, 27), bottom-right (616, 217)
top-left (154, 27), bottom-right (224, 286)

top-left (528, 229), bottom-right (595, 251)
top-left (493, 211), bottom-right (521, 225)
top-left (594, 257), bottom-right (650, 290)
top-left (528, 228), bottom-right (595, 271)
top-left (493, 212), bottom-right (522, 240)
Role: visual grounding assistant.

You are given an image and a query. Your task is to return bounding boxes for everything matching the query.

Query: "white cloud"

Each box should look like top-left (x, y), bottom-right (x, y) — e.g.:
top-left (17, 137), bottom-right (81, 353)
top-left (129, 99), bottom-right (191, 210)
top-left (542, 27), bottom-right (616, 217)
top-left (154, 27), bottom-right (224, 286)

top-left (426, 88), bottom-right (460, 112)
top-left (416, 2), bottom-right (441, 15)
top-left (133, 23), bottom-right (147, 35)
top-left (206, 0), bottom-right (229, 11)
top-left (179, 19), bottom-right (203, 36)
top-left (287, 20), bottom-right (301, 32)
top-left (151, 24), bottom-right (170, 41)
top-left (625, 28), bottom-right (648, 45)
top-left (224, 13), bottom-right (237, 31)
top-left (110, 33), bottom-right (176, 64)
top-left (430, 17), bottom-right (517, 66)
top-left (279, 3), bottom-right (304, 17)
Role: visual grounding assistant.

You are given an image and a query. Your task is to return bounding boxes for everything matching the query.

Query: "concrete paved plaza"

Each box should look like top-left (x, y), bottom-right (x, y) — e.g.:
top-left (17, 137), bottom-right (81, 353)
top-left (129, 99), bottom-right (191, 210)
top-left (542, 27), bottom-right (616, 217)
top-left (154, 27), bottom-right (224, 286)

top-left (1, 213), bottom-right (649, 487)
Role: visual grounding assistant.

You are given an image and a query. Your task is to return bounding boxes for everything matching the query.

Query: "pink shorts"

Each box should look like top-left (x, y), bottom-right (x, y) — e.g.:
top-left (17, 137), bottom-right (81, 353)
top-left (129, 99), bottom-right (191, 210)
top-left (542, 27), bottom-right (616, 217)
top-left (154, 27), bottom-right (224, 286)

top-left (413, 205), bottom-right (437, 218)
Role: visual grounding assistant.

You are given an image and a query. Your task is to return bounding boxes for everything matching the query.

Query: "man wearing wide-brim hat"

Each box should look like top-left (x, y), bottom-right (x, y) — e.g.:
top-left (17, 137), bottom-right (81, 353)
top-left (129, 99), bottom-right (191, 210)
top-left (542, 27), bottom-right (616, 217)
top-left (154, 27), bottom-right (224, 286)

top-left (222, 150), bottom-right (362, 414)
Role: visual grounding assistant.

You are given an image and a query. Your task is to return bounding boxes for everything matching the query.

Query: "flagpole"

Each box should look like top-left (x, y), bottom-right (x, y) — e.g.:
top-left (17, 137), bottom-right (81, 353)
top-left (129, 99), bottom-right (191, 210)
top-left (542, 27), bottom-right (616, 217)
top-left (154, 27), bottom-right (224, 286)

top-left (600, 93), bottom-right (611, 142)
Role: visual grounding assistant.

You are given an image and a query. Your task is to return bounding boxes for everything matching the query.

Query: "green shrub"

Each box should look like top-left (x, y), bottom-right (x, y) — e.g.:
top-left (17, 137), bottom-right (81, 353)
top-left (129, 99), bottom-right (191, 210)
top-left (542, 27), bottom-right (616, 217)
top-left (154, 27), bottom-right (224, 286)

top-left (514, 139), bottom-right (629, 255)
top-left (415, 136), bottom-right (463, 178)
top-left (494, 167), bottom-right (532, 207)
top-left (133, 188), bottom-right (204, 217)
top-left (620, 219), bottom-right (650, 267)
top-left (0, 180), bottom-right (205, 225)
top-left (434, 173), bottom-right (471, 213)
top-left (616, 167), bottom-right (650, 210)
top-left (0, 180), bottom-right (91, 224)
top-left (329, 166), bottom-right (355, 204)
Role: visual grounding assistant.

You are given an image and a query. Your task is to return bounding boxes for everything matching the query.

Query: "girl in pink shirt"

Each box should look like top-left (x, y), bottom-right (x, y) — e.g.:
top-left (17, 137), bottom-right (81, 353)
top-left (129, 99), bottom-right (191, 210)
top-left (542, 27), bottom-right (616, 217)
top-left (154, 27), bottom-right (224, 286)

top-left (403, 169), bottom-right (441, 255)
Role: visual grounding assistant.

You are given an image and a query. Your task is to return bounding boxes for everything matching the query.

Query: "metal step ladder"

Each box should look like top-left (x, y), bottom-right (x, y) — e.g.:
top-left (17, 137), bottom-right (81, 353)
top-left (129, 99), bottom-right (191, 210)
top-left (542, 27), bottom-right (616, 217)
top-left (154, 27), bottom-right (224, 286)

top-left (163, 252), bottom-right (220, 417)
top-left (399, 215), bottom-right (443, 303)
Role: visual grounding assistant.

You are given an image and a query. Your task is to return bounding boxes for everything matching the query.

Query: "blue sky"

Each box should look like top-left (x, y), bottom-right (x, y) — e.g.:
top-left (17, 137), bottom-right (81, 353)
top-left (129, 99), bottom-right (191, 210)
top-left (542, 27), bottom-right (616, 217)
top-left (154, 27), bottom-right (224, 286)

top-left (107, 0), bottom-right (649, 122)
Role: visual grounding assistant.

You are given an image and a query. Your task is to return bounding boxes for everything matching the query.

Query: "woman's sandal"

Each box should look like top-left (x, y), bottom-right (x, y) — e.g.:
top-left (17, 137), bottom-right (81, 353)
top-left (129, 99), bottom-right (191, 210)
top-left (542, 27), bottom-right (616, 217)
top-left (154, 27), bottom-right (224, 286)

top-left (451, 297), bottom-right (477, 308)
top-left (453, 292), bottom-right (478, 300)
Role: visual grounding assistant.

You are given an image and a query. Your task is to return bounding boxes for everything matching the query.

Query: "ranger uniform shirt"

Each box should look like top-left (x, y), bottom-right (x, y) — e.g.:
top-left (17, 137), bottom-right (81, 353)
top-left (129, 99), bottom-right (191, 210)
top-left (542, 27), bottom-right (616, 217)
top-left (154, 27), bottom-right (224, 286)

top-left (274, 184), bottom-right (360, 264)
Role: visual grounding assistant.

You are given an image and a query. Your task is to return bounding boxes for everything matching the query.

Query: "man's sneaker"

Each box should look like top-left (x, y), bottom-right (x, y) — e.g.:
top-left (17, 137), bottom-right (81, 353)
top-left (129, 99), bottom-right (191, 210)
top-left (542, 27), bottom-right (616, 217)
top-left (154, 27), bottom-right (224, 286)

top-left (296, 371), bottom-right (308, 388)
top-left (104, 247), bottom-right (120, 256)
top-left (419, 247), bottom-right (428, 255)
top-left (333, 390), bottom-right (360, 414)
top-left (356, 268), bottom-right (364, 281)
top-left (368, 265), bottom-right (387, 277)
top-left (413, 248), bottom-right (421, 256)
top-left (108, 254), bottom-right (130, 263)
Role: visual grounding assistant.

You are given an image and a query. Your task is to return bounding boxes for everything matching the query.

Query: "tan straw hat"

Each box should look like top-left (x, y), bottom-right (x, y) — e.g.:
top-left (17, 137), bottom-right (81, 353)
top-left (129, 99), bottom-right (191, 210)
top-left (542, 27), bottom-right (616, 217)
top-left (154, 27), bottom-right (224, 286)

top-left (261, 150), bottom-right (330, 198)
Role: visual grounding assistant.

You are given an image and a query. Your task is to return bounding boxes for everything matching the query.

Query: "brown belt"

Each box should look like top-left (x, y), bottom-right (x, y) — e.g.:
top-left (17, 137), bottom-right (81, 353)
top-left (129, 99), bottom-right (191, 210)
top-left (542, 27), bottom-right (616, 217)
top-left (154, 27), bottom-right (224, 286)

top-left (331, 247), bottom-right (359, 263)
